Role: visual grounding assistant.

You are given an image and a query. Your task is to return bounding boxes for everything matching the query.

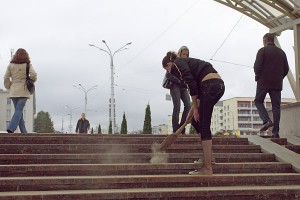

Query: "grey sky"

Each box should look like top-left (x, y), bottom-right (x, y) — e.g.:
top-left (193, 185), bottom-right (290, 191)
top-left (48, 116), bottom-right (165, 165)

top-left (0, 0), bottom-right (296, 132)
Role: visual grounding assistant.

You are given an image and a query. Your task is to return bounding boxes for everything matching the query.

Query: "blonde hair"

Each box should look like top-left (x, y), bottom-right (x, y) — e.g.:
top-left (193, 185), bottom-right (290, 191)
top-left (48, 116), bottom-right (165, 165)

top-left (177, 46), bottom-right (189, 57)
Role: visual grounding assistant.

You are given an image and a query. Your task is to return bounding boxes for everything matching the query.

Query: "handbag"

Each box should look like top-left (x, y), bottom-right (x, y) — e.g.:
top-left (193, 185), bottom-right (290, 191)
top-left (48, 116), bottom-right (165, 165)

top-left (162, 75), bottom-right (173, 89)
top-left (25, 63), bottom-right (35, 95)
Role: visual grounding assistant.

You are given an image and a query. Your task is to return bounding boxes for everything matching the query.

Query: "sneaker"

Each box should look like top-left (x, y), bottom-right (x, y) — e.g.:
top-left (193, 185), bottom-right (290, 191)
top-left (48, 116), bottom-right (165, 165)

top-left (260, 120), bottom-right (273, 132)
top-left (271, 134), bottom-right (280, 138)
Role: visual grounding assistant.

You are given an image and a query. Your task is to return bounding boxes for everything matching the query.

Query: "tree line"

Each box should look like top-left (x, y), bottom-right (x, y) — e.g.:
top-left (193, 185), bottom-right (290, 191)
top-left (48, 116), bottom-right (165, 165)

top-left (34, 103), bottom-right (196, 134)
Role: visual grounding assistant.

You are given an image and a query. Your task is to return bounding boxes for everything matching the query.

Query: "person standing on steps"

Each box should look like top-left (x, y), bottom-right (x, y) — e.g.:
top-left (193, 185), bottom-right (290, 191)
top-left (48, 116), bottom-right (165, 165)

top-left (162, 51), bottom-right (225, 175)
top-left (254, 33), bottom-right (289, 138)
top-left (162, 46), bottom-right (191, 134)
top-left (75, 113), bottom-right (90, 134)
top-left (4, 48), bottom-right (37, 133)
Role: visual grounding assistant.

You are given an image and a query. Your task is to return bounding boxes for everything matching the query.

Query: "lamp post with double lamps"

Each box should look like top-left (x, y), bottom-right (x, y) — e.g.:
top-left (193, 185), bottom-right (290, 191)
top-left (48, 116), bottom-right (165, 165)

top-left (89, 40), bottom-right (132, 134)
top-left (73, 84), bottom-right (98, 115)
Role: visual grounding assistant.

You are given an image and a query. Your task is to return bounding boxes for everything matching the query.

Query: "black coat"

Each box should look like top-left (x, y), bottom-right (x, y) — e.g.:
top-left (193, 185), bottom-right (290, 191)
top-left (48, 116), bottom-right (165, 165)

top-left (254, 44), bottom-right (289, 91)
top-left (75, 118), bottom-right (90, 133)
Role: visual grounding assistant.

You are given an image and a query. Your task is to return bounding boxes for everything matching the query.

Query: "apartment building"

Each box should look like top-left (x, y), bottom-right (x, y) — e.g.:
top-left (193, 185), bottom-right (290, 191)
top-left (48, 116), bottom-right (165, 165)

top-left (0, 89), bottom-right (35, 132)
top-left (152, 124), bottom-right (169, 135)
top-left (211, 97), bottom-right (296, 134)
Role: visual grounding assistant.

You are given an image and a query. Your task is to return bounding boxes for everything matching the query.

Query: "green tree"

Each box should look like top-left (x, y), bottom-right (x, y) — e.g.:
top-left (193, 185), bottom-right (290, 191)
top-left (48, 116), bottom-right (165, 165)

top-left (91, 127), bottom-right (94, 134)
top-left (143, 104), bottom-right (152, 134)
top-left (189, 125), bottom-right (196, 135)
top-left (120, 112), bottom-right (128, 134)
top-left (34, 111), bottom-right (55, 133)
top-left (108, 121), bottom-right (112, 134)
top-left (97, 123), bottom-right (102, 134)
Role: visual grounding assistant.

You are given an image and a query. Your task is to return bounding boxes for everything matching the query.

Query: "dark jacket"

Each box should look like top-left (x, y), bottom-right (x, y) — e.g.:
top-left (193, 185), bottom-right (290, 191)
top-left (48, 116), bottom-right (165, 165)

top-left (254, 44), bottom-right (289, 91)
top-left (172, 57), bottom-right (216, 96)
top-left (75, 118), bottom-right (90, 133)
top-left (165, 72), bottom-right (186, 89)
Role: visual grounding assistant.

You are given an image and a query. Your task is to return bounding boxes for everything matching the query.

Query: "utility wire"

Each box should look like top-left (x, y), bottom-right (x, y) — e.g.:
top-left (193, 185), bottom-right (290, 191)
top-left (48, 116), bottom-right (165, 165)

top-left (209, 14), bottom-right (252, 69)
top-left (210, 59), bottom-right (252, 68)
top-left (210, 14), bottom-right (243, 60)
top-left (115, 0), bottom-right (200, 74)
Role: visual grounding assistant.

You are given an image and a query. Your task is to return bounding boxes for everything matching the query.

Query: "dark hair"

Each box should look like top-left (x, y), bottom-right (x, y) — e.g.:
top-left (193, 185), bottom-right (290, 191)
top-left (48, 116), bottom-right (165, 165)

top-left (263, 33), bottom-right (275, 43)
top-left (10, 48), bottom-right (30, 64)
top-left (162, 51), bottom-right (177, 68)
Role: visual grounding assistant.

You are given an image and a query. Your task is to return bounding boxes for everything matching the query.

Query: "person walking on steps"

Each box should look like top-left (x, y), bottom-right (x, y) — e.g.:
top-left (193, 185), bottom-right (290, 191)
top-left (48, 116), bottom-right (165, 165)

top-left (75, 113), bottom-right (90, 134)
top-left (162, 46), bottom-right (191, 134)
top-left (4, 48), bottom-right (37, 133)
top-left (162, 51), bottom-right (225, 175)
top-left (254, 33), bottom-right (289, 138)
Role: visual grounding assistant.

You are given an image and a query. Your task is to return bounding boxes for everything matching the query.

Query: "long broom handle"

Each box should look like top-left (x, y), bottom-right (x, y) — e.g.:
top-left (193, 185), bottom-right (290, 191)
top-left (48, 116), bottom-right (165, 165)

top-left (157, 105), bottom-right (195, 151)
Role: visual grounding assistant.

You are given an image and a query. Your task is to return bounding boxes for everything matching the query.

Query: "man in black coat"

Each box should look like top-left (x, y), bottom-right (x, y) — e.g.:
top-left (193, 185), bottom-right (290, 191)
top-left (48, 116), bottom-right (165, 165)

top-left (254, 33), bottom-right (289, 138)
top-left (75, 113), bottom-right (90, 134)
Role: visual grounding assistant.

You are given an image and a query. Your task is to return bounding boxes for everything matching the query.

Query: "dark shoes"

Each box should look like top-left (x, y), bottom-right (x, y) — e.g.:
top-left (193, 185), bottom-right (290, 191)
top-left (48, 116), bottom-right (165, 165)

top-left (7, 129), bottom-right (13, 133)
top-left (260, 120), bottom-right (273, 132)
top-left (271, 134), bottom-right (280, 138)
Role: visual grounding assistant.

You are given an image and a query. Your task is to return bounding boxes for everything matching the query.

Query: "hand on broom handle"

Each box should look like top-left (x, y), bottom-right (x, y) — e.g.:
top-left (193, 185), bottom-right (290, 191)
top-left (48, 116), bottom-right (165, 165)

top-left (157, 105), bottom-right (194, 151)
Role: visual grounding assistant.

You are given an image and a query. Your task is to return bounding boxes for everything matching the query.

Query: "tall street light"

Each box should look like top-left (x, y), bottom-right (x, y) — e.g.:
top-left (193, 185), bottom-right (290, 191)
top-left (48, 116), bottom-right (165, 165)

top-left (65, 105), bottom-right (79, 133)
top-left (89, 40), bottom-right (132, 134)
top-left (73, 84), bottom-right (98, 114)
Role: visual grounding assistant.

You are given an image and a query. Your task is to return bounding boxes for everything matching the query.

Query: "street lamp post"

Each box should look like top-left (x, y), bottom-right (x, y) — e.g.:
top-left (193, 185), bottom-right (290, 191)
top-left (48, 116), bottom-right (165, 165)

top-left (65, 105), bottom-right (79, 133)
top-left (73, 84), bottom-right (98, 114)
top-left (89, 40), bottom-right (132, 134)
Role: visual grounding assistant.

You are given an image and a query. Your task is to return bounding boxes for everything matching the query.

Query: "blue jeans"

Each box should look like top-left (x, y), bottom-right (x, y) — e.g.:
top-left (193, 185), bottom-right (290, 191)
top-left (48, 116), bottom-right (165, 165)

top-left (191, 79), bottom-right (225, 140)
top-left (7, 97), bottom-right (28, 133)
top-left (170, 86), bottom-right (191, 133)
top-left (254, 88), bottom-right (281, 134)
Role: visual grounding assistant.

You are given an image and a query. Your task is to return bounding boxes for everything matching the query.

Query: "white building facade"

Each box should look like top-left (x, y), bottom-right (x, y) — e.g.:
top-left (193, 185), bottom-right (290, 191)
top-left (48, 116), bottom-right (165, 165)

top-left (0, 89), bottom-right (35, 132)
top-left (152, 124), bottom-right (169, 135)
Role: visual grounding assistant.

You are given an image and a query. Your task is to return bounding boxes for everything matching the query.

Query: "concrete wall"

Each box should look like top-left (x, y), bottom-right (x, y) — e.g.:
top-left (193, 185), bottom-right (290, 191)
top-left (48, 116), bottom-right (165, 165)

top-left (278, 102), bottom-right (300, 137)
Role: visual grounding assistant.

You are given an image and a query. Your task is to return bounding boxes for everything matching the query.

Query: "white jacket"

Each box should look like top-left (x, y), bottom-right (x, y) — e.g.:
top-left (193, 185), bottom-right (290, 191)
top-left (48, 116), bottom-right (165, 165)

top-left (4, 63), bottom-right (37, 98)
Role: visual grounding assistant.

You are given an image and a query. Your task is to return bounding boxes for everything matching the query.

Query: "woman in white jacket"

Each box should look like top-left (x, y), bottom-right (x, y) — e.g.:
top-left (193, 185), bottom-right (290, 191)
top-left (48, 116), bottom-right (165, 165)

top-left (4, 48), bottom-right (37, 133)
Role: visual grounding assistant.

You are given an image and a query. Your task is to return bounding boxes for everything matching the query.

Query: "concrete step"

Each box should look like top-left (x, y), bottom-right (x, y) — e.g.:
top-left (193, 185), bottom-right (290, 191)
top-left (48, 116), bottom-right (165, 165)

top-left (0, 162), bottom-right (292, 177)
top-left (1, 173), bottom-right (299, 192)
top-left (261, 137), bottom-right (288, 145)
top-left (1, 185), bottom-right (300, 200)
top-left (285, 145), bottom-right (300, 154)
top-left (0, 153), bottom-right (276, 164)
top-left (0, 134), bottom-right (248, 145)
top-left (0, 144), bottom-right (261, 154)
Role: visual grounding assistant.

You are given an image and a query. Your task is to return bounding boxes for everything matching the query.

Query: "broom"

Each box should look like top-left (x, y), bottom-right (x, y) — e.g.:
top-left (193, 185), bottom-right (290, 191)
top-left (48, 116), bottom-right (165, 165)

top-left (156, 106), bottom-right (194, 151)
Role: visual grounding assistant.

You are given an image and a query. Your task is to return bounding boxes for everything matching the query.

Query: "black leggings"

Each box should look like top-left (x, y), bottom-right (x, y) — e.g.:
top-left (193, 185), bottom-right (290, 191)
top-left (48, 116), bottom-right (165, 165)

top-left (191, 79), bottom-right (225, 140)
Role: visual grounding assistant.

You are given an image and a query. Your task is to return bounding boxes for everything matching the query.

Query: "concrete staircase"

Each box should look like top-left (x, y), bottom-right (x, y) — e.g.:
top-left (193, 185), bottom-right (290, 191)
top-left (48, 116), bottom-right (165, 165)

top-left (0, 134), bottom-right (300, 199)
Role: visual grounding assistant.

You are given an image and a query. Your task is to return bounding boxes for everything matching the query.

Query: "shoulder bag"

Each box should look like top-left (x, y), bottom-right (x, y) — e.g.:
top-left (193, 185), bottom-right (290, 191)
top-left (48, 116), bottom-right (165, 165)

top-left (25, 63), bottom-right (35, 94)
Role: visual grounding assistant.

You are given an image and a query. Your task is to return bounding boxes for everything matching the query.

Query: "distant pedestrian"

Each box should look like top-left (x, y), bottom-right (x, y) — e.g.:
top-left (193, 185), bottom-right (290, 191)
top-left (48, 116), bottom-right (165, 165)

top-left (162, 46), bottom-right (191, 134)
top-left (4, 48), bottom-right (37, 133)
top-left (254, 33), bottom-right (289, 138)
top-left (75, 113), bottom-right (90, 134)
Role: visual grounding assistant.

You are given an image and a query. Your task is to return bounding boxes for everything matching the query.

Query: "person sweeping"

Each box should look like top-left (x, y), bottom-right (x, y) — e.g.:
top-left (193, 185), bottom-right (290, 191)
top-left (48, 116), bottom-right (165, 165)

top-left (161, 51), bottom-right (225, 175)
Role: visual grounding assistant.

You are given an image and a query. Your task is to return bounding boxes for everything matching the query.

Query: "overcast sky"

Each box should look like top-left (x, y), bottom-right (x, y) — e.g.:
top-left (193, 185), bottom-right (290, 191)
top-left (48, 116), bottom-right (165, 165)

top-left (0, 0), bottom-right (296, 132)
